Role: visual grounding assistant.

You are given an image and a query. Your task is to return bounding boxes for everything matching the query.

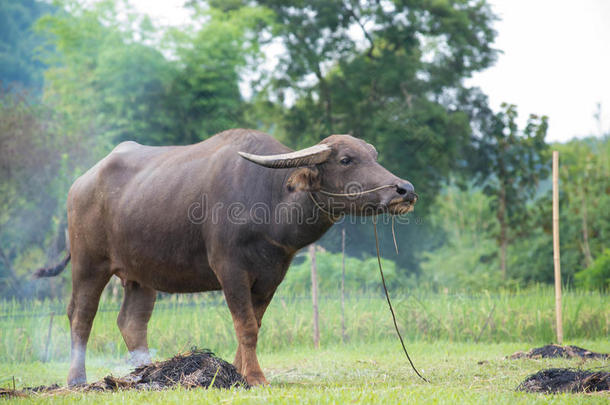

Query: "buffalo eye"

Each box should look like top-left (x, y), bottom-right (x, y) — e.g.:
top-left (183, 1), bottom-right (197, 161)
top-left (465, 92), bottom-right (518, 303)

top-left (340, 157), bottom-right (352, 166)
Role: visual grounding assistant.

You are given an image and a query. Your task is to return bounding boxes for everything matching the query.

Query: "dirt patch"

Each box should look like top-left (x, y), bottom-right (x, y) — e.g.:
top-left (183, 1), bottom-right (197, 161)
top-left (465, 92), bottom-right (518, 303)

top-left (517, 368), bottom-right (609, 394)
top-left (509, 344), bottom-right (609, 360)
top-left (1, 349), bottom-right (248, 398)
top-left (0, 384), bottom-right (62, 398)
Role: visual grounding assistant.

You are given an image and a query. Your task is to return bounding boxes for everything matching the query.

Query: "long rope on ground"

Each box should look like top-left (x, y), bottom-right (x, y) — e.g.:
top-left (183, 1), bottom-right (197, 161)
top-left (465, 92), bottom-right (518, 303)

top-left (373, 219), bottom-right (429, 383)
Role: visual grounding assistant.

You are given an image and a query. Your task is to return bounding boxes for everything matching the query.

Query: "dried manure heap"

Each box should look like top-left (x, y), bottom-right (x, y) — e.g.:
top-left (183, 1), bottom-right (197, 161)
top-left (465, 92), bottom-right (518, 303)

top-left (511, 345), bottom-right (609, 394)
top-left (1, 349), bottom-right (248, 398)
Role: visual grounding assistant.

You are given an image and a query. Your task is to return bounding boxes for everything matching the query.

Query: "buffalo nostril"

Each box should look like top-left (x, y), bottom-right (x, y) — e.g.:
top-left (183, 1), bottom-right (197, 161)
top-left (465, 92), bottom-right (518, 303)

top-left (396, 182), bottom-right (414, 195)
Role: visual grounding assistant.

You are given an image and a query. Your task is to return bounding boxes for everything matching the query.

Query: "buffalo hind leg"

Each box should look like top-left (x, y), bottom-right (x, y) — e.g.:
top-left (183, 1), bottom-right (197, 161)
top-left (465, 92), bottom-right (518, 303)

top-left (117, 280), bottom-right (156, 366)
top-left (67, 261), bottom-right (111, 386)
top-left (233, 295), bottom-right (272, 376)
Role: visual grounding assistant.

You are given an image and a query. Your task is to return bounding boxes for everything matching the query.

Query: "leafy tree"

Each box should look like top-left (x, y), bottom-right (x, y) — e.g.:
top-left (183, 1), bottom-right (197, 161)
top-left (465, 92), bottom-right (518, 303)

top-left (258, 0), bottom-right (497, 190)
top-left (0, 0), bottom-right (54, 90)
top-left (472, 103), bottom-right (549, 279)
top-left (166, 4), bottom-right (273, 143)
top-left (555, 137), bottom-right (610, 268)
top-left (38, 1), bottom-right (271, 147)
top-left (36, 0), bottom-right (176, 148)
top-left (502, 136), bottom-right (609, 286)
top-left (423, 135), bottom-right (609, 289)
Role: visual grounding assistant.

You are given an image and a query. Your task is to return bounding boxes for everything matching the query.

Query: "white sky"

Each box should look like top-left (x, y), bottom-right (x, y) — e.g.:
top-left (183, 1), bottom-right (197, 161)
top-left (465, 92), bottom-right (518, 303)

top-left (466, 0), bottom-right (610, 141)
top-left (130, 0), bottom-right (610, 142)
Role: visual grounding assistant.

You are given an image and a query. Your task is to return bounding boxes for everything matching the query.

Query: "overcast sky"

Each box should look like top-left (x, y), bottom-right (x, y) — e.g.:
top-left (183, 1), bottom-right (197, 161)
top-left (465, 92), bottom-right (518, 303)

top-left (130, 0), bottom-right (610, 142)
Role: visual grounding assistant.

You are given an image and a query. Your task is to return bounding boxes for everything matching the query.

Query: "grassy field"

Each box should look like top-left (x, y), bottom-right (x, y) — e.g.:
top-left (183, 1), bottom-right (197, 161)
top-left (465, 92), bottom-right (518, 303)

top-left (0, 288), bottom-right (608, 403)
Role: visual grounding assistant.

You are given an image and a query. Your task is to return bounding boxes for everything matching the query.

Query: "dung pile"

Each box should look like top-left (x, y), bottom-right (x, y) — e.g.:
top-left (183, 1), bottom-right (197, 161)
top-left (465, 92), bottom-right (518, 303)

top-left (510, 344), bottom-right (609, 360)
top-left (517, 368), bottom-right (609, 394)
top-left (1, 349), bottom-right (248, 398)
top-left (96, 348), bottom-right (248, 391)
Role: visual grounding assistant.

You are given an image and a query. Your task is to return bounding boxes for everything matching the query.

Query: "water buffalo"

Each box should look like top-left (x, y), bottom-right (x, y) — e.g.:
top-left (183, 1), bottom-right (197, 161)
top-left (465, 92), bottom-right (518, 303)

top-left (35, 128), bottom-right (416, 386)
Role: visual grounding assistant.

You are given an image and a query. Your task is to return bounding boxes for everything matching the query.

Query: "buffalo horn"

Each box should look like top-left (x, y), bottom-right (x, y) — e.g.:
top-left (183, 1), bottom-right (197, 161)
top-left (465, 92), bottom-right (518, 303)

top-left (238, 144), bottom-right (332, 168)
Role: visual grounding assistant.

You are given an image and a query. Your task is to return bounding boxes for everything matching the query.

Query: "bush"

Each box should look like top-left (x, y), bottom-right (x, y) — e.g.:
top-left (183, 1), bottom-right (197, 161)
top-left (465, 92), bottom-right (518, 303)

top-left (574, 249), bottom-right (610, 290)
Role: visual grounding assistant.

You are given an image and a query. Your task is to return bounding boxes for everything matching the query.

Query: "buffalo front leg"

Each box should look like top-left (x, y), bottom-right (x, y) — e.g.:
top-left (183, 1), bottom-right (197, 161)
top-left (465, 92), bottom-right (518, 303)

top-left (233, 296), bottom-right (272, 376)
top-left (117, 280), bottom-right (156, 366)
top-left (67, 261), bottom-right (111, 386)
top-left (222, 280), bottom-right (268, 386)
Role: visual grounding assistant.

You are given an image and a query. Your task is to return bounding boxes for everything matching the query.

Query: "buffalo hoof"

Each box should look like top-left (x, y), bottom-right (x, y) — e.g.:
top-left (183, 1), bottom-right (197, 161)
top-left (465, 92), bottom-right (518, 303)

top-left (245, 372), bottom-right (269, 386)
top-left (128, 349), bottom-right (152, 367)
top-left (67, 374), bottom-right (86, 387)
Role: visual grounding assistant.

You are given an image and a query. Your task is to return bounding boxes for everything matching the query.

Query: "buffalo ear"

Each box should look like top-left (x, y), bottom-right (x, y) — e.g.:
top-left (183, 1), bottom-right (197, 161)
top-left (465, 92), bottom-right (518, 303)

top-left (287, 167), bottom-right (321, 192)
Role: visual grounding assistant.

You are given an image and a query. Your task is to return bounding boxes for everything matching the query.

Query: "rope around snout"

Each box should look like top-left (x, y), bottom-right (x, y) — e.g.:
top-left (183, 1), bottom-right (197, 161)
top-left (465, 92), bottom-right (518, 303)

top-left (317, 184), bottom-right (396, 197)
top-left (309, 186), bottom-right (400, 255)
top-left (307, 183), bottom-right (398, 220)
top-left (373, 219), bottom-right (429, 383)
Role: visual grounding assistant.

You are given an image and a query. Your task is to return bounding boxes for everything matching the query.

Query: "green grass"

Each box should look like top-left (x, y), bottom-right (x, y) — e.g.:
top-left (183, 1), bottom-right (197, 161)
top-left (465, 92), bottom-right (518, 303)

top-left (0, 288), bottom-right (608, 403)
top-left (1, 342), bottom-right (609, 404)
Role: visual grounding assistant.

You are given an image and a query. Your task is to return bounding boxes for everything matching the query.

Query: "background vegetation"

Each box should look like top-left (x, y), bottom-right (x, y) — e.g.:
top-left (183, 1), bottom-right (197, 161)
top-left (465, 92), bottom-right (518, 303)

top-left (0, 0), bottom-right (608, 301)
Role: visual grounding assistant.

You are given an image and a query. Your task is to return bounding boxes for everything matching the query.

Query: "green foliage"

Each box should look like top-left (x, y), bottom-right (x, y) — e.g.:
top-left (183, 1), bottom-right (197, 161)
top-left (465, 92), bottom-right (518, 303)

top-left (0, 89), bottom-right (70, 297)
top-left (165, 5), bottom-right (273, 143)
top-left (278, 250), bottom-right (405, 296)
top-left (419, 184), bottom-right (501, 291)
top-left (1, 0), bottom-right (272, 298)
top-left (0, 0), bottom-right (54, 90)
top-left (555, 136), bottom-right (610, 269)
top-left (12, 247), bottom-right (46, 278)
top-left (37, 0), bottom-right (175, 148)
top-left (471, 103), bottom-right (549, 278)
top-left (36, 1), bottom-right (271, 147)
top-left (0, 0), bottom-right (608, 300)
top-left (574, 249), bottom-right (610, 291)
top-left (423, 135), bottom-right (609, 290)
top-left (474, 103), bottom-right (550, 203)
top-left (523, 136), bottom-right (610, 284)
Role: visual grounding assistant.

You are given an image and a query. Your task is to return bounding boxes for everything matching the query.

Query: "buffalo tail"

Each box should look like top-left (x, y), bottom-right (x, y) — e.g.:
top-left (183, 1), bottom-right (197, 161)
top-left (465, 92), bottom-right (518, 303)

top-left (33, 253), bottom-right (71, 278)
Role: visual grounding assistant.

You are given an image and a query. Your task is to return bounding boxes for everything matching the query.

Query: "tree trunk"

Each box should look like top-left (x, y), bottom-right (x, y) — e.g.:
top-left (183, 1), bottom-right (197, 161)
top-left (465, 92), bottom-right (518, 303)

top-left (309, 244), bottom-right (320, 349)
top-left (580, 186), bottom-right (593, 267)
top-left (498, 185), bottom-right (507, 279)
top-left (314, 65), bottom-right (333, 134)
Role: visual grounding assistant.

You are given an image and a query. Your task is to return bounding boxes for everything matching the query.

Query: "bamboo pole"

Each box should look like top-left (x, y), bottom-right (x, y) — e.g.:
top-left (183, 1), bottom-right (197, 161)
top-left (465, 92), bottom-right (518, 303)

top-left (341, 227), bottom-right (346, 343)
top-left (309, 244), bottom-right (320, 349)
top-left (552, 151), bottom-right (563, 344)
